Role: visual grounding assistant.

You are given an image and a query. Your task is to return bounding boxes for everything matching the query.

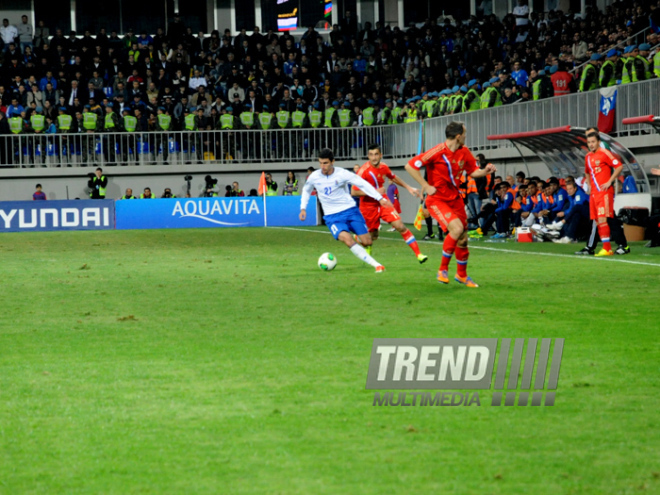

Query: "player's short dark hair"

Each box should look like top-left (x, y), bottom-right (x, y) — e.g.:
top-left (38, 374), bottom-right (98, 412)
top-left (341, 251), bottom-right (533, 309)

top-left (318, 148), bottom-right (335, 161)
top-left (548, 178), bottom-right (559, 186)
top-left (499, 181), bottom-right (510, 189)
top-left (368, 143), bottom-right (381, 152)
top-left (586, 131), bottom-right (600, 140)
top-left (516, 171), bottom-right (526, 179)
top-left (537, 181), bottom-right (547, 189)
top-left (518, 183), bottom-right (528, 189)
top-left (585, 126), bottom-right (599, 134)
top-left (445, 121), bottom-right (465, 140)
top-left (36, 183), bottom-right (42, 188)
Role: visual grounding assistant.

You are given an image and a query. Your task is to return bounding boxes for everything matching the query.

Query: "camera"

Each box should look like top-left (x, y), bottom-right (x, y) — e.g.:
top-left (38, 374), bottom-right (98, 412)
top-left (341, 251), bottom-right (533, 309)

top-left (87, 173), bottom-right (96, 179)
top-left (204, 174), bottom-right (218, 186)
top-left (184, 175), bottom-right (193, 181)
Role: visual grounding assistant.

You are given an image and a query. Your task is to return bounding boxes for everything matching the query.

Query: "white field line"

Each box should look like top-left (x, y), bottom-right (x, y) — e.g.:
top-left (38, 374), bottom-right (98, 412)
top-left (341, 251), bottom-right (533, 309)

top-left (274, 227), bottom-right (660, 268)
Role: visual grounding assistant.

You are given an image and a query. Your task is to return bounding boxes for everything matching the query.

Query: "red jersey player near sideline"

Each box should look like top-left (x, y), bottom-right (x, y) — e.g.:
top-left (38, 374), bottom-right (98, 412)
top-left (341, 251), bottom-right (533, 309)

top-left (584, 131), bottom-right (623, 256)
top-left (352, 144), bottom-right (428, 263)
top-left (405, 121), bottom-right (496, 287)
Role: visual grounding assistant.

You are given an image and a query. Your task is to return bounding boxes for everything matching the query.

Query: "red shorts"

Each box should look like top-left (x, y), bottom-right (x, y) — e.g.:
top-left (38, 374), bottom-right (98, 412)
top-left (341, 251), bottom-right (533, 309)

top-left (361, 203), bottom-right (401, 231)
top-left (425, 195), bottom-right (467, 232)
top-left (590, 190), bottom-right (614, 220)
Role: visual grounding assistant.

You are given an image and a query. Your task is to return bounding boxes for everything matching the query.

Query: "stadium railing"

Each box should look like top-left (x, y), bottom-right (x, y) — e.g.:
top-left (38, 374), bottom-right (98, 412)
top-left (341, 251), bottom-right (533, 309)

top-left (0, 122), bottom-right (420, 167)
top-left (424, 78), bottom-right (660, 153)
top-left (1, 79), bottom-right (658, 168)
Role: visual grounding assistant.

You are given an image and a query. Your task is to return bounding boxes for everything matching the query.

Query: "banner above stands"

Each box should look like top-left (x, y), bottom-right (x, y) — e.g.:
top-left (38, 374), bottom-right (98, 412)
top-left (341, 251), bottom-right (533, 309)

top-left (0, 197), bottom-right (316, 233)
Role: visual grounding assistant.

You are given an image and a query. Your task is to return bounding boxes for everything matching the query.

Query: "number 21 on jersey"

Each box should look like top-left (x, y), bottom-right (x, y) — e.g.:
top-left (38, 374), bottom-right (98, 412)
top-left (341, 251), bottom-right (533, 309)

top-left (324, 186), bottom-right (332, 195)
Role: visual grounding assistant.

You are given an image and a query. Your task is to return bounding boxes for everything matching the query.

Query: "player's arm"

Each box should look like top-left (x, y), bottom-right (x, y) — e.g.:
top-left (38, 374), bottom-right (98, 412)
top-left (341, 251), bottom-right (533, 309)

top-left (651, 168), bottom-right (660, 176)
top-left (495, 192), bottom-right (513, 212)
top-left (391, 174), bottom-right (421, 198)
top-left (299, 177), bottom-right (316, 221)
top-left (550, 190), bottom-right (567, 212)
top-left (601, 151), bottom-right (623, 190)
top-left (404, 162), bottom-right (434, 195)
top-left (347, 172), bottom-right (392, 208)
top-left (470, 163), bottom-right (496, 178)
top-left (604, 164), bottom-right (624, 190)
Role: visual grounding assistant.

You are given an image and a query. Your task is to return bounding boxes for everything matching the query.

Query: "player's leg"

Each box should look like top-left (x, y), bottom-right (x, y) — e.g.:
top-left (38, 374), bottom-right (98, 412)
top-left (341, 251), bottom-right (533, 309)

top-left (422, 206), bottom-right (435, 240)
top-left (343, 209), bottom-right (385, 271)
top-left (607, 217), bottom-right (630, 254)
top-left (355, 204), bottom-right (379, 254)
top-left (594, 193), bottom-right (613, 256)
top-left (595, 215), bottom-right (613, 255)
top-left (388, 214), bottom-right (427, 263)
top-left (426, 199), bottom-right (458, 283)
top-left (577, 198), bottom-right (600, 255)
top-left (453, 229), bottom-right (478, 286)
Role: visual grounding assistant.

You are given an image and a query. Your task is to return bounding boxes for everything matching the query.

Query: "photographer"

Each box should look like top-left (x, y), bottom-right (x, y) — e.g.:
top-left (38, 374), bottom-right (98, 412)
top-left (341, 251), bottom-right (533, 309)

top-left (161, 188), bottom-right (176, 198)
top-left (88, 167), bottom-right (107, 199)
top-left (203, 175), bottom-right (218, 197)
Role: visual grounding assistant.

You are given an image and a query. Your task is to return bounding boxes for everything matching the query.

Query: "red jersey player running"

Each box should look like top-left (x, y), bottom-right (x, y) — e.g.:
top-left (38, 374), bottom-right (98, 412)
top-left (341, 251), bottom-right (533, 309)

top-left (405, 121), bottom-right (497, 287)
top-left (352, 144), bottom-right (428, 263)
top-left (584, 131), bottom-right (623, 256)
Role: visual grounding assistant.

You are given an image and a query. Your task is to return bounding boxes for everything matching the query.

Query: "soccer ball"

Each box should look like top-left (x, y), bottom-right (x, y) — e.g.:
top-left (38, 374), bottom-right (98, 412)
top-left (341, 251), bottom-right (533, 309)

top-left (318, 252), bottom-right (337, 271)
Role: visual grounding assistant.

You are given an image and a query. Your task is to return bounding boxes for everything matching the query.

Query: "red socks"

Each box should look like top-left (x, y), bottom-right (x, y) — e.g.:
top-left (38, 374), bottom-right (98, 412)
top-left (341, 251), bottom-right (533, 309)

top-left (440, 235), bottom-right (458, 271)
top-left (598, 222), bottom-right (612, 252)
top-left (401, 229), bottom-right (421, 256)
top-left (455, 246), bottom-right (469, 278)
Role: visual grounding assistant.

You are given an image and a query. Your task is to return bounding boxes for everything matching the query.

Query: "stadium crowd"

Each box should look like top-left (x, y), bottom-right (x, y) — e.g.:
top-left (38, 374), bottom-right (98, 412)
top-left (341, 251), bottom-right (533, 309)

top-left (0, 0), bottom-right (659, 163)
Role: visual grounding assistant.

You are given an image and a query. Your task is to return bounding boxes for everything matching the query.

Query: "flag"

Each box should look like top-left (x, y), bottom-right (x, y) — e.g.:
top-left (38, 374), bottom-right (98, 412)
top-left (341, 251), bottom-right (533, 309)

top-left (258, 172), bottom-right (267, 195)
top-left (413, 204), bottom-right (425, 231)
top-left (597, 87), bottom-right (617, 134)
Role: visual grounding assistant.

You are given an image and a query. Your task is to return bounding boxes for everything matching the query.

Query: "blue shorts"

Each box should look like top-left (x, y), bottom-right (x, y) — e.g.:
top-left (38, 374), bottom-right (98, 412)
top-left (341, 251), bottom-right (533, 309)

top-left (324, 206), bottom-right (369, 240)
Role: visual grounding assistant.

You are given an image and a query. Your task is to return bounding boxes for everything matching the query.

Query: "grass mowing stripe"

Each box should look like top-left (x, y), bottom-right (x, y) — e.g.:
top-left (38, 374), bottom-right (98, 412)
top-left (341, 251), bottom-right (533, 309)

top-left (275, 226), bottom-right (660, 268)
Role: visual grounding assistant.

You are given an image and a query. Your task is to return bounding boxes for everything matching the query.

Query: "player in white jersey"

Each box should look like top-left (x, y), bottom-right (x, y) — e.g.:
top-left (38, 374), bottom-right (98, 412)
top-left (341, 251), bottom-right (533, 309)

top-left (300, 148), bottom-right (393, 272)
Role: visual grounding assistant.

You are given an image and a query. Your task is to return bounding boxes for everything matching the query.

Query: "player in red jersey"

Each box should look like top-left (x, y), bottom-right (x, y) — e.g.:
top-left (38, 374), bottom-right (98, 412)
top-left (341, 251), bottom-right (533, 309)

top-left (405, 121), bottom-right (497, 287)
top-left (584, 131), bottom-right (623, 256)
top-left (352, 144), bottom-right (428, 263)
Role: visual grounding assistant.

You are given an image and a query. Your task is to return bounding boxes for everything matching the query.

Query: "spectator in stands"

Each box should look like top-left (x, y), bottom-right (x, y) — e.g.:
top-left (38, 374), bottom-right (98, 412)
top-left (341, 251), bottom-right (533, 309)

top-left (33, 184), bottom-right (46, 200)
top-left (0, 19), bottom-right (18, 50)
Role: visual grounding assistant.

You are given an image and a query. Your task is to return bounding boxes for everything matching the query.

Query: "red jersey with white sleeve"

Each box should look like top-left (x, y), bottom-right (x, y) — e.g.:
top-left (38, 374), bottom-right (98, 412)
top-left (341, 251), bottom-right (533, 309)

top-left (584, 148), bottom-right (620, 193)
top-left (407, 143), bottom-right (478, 202)
top-left (353, 162), bottom-right (396, 206)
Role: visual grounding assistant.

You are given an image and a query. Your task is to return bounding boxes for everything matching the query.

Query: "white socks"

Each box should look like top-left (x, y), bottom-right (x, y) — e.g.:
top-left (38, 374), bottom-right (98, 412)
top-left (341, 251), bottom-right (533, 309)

top-left (350, 244), bottom-right (381, 268)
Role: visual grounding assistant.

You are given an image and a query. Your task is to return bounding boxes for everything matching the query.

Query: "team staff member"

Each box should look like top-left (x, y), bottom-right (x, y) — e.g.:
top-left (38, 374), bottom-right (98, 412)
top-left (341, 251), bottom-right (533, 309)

top-left (584, 131), bottom-right (623, 256)
top-left (88, 167), bottom-right (107, 199)
top-left (352, 144), bottom-right (427, 263)
top-left (405, 121), bottom-right (497, 287)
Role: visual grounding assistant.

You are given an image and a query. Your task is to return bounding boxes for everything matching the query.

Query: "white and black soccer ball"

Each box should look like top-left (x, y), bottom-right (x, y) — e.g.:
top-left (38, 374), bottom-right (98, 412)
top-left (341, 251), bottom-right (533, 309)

top-left (318, 252), bottom-right (337, 271)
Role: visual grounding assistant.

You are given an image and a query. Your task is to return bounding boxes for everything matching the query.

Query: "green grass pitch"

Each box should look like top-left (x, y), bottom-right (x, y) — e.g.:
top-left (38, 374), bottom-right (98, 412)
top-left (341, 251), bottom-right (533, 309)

top-left (1, 227), bottom-right (659, 494)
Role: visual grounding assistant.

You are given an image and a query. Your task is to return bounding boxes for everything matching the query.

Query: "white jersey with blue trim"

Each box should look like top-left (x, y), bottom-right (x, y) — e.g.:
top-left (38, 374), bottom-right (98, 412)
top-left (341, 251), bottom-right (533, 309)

top-left (300, 167), bottom-right (383, 216)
